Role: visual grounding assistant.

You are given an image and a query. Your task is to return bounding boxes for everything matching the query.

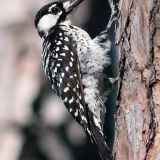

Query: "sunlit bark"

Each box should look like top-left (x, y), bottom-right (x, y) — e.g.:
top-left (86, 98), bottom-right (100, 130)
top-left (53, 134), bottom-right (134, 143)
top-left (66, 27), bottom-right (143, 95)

top-left (114, 0), bottom-right (160, 159)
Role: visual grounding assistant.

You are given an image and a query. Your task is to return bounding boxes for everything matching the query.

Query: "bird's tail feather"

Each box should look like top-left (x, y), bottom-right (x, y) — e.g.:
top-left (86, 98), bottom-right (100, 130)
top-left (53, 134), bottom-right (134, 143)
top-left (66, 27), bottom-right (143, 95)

top-left (86, 111), bottom-right (113, 160)
top-left (90, 123), bottom-right (113, 160)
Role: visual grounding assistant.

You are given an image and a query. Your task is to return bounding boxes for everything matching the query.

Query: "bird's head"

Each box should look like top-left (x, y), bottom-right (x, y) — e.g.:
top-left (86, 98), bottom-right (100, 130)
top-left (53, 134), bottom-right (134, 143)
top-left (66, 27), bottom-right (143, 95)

top-left (35, 0), bottom-right (83, 38)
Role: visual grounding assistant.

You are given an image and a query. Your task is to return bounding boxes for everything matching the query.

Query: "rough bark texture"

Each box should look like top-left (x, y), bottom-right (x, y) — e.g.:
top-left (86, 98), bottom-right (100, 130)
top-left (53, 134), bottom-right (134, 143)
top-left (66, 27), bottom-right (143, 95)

top-left (114, 0), bottom-right (160, 159)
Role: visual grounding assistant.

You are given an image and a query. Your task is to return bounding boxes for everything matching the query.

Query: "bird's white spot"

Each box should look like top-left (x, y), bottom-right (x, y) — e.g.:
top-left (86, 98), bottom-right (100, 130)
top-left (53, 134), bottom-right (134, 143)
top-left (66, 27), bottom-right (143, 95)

top-left (64, 87), bottom-right (69, 92)
top-left (76, 84), bottom-right (79, 89)
top-left (71, 57), bottom-right (74, 62)
top-left (67, 83), bottom-right (70, 87)
top-left (76, 99), bottom-right (79, 103)
top-left (69, 62), bottom-right (73, 67)
top-left (60, 53), bottom-right (66, 56)
top-left (69, 108), bottom-right (73, 112)
top-left (70, 75), bottom-right (73, 78)
top-left (54, 67), bottom-right (57, 73)
top-left (56, 63), bottom-right (60, 67)
top-left (56, 47), bottom-right (60, 51)
top-left (69, 97), bottom-right (74, 104)
top-left (74, 74), bottom-right (77, 77)
top-left (55, 54), bottom-right (58, 58)
top-left (61, 73), bottom-right (65, 77)
top-left (64, 37), bottom-right (69, 42)
top-left (63, 45), bottom-right (69, 50)
top-left (65, 66), bottom-right (69, 72)
top-left (60, 78), bottom-right (62, 83)
top-left (64, 97), bottom-right (68, 102)
top-left (74, 110), bottom-right (78, 117)
top-left (57, 41), bottom-right (62, 45)
top-left (58, 58), bottom-right (63, 61)
top-left (81, 116), bottom-right (87, 123)
top-left (80, 104), bottom-right (83, 109)
top-left (59, 32), bottom-right (62, 36)
top-left (71, 52), bottom-right (74, 56)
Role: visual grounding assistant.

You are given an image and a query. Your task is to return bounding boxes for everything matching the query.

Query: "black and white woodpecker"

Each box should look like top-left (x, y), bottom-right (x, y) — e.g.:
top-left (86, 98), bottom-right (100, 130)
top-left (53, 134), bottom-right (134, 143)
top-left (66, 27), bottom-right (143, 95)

top-left (35, 0), bottom-right (118, 159)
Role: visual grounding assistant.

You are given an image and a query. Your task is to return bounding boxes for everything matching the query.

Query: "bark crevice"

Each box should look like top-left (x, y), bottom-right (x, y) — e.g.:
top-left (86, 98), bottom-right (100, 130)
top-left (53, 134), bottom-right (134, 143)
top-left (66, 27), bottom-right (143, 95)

top-left (144, 0), bottom-right (159, 159)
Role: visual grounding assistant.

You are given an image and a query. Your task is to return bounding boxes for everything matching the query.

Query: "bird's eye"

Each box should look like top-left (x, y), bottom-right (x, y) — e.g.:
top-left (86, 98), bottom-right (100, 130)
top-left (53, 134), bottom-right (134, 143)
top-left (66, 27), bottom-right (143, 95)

top-left (51, 6), bottom-right (60, 14)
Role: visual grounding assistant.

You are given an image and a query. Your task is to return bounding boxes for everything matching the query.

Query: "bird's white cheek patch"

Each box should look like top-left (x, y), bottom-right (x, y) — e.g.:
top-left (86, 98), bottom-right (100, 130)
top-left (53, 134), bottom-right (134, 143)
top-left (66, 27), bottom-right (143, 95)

top-left (38, 14), bottom-right (58, 33)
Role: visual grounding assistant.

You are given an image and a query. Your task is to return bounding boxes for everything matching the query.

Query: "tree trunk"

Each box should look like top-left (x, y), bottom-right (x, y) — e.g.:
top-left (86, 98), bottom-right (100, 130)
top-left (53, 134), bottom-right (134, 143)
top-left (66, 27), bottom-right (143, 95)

top-left (114, 0), bottom-right (160, 159)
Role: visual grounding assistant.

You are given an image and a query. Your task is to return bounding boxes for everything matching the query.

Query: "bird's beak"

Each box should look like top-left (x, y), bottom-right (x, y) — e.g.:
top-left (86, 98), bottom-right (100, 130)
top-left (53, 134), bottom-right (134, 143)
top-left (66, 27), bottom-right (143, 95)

top-left (63, 0), bottom-right (83, 13)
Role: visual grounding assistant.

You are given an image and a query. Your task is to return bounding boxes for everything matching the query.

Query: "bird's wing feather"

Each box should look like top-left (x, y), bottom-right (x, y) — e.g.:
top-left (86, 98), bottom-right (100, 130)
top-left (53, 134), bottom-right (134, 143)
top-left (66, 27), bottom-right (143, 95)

top-left (43, 29), bottom-right (88, 128)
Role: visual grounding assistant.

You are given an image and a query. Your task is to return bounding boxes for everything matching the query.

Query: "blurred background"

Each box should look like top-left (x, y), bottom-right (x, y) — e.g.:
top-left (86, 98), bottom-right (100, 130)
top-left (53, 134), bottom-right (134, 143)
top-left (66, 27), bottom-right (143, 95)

top-left (0, 0), bottom-right (115, 160)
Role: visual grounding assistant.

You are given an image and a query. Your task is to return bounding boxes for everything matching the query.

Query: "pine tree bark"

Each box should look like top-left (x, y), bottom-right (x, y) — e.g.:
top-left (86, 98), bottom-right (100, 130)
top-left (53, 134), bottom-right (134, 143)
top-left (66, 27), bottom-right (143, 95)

top-left (114, 0), bottom-right (160, 159)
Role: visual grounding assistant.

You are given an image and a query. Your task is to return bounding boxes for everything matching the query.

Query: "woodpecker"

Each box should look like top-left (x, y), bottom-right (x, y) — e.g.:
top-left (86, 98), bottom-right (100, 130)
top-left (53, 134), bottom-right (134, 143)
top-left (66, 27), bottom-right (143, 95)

top-left (35, 0), bottom-right (117, 159)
